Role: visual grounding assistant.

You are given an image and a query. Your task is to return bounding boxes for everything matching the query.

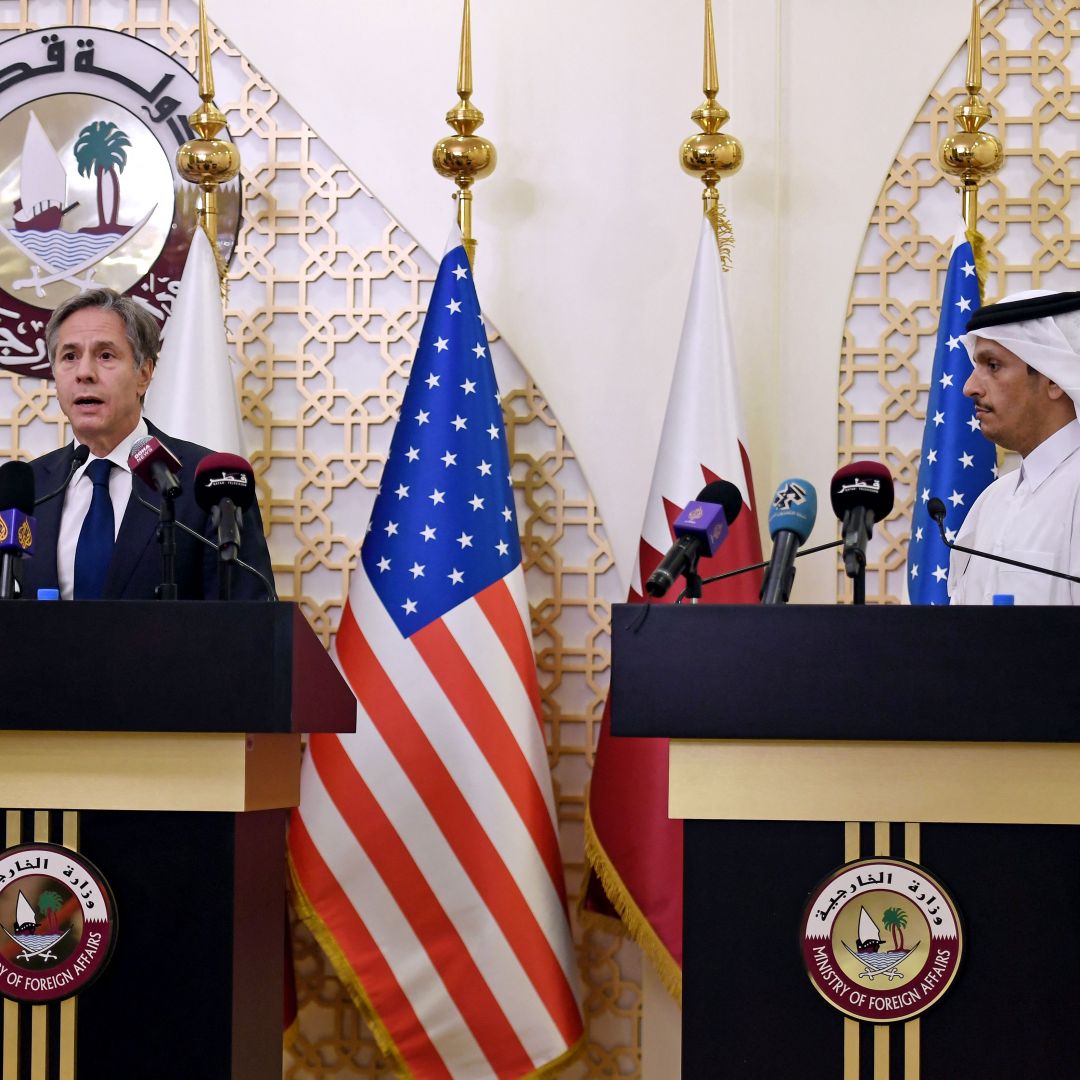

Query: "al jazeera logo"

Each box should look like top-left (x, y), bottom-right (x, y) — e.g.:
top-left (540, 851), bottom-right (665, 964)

top-left (0, 509), bottom-right (32, 550)
top-left (801, 859), bottom-right (962, 1022)
top-left (0, 844), bottom-right (117, 1003)
top-left (0, 27), bottom-right (239, 375)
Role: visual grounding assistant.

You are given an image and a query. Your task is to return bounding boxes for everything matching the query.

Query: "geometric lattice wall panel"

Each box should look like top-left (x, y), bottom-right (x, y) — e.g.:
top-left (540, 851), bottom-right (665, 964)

top-left (839, 0), bottom-right (1078, 603)
top-left (0, 3), bottom-right (637, 1077)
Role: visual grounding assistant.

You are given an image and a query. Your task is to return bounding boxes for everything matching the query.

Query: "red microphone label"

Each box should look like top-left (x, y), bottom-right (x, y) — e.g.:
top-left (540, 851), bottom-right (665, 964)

top-left (801, 858), bottom-right (961, 1023)
top-left (0, 843), bottom-right (117, 1003)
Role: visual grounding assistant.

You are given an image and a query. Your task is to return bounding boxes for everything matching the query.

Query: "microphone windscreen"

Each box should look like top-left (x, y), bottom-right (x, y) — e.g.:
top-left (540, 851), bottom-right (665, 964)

top-left (672, 499), bottom-right (729, 556)
top-left (72, 444), bottom-right (90, 470)
top-left (194, 453), bottom-right (256, 512)
top-left (0, 460), bottom-right (35, 513)
top-left (128, 435), bottom-right (182, 488)
top-left (696, 479), bottom-right (743, 526)
top-left (927, 497), bottom-right (947, 523)
top-left (829, 461), bottom-right (894, 522)
top-left (768, 478), bottom-right (817, 543)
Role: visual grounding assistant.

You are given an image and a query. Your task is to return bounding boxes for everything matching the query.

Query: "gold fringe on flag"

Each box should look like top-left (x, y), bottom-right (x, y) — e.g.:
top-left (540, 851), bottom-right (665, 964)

top-left (965, 226), bottom-right (989, 297)
top-left (289, 855), bottom-right (586, 1078)
top-left (582, 805), bottom-right (683, 1003)
top-left (707, 201), bottom-right (736, 272)
top-left (288, 857), bottom-right (414, 1080)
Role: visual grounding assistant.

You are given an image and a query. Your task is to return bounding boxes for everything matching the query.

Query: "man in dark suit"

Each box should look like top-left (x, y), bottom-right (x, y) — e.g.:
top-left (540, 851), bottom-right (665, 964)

top-left (19, 288), bottom-right (273, 601)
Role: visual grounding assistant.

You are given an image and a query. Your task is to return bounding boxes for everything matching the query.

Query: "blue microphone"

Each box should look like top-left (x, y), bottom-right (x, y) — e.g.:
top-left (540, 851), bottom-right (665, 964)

top-left (760, 478), bottom-right (817, 605)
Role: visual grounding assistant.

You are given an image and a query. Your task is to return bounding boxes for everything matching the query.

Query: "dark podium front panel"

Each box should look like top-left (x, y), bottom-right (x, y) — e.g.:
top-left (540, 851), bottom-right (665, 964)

top-left (0, 602), bottom-right (355, 1079)
top-left (683, 821), bottom-right (1080, 1080)
top-left (611, 603), bottom-right (1080, 1080)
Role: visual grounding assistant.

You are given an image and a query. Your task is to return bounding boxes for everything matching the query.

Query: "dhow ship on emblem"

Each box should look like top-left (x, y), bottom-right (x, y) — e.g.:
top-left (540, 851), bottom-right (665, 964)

top-left (840, 904), bottom-right (919, 982)
top-left (1, 109), bottom-right (156, 296)
top-left (2, 888), bottom-right (70, 962)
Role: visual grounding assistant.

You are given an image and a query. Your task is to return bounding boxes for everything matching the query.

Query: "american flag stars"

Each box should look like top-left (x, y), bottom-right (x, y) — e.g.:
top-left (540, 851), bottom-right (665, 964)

top-left (361, 245), bottom-right (521, 636)
top-left (907, 230), bottom-right (996, 603)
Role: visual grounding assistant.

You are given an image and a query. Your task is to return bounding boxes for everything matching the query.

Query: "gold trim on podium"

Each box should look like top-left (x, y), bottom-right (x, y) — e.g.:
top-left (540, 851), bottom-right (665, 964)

top-left (0, 732), bottom-right (301, 812)
top-left (669, 740), bottom-right (1080, 824)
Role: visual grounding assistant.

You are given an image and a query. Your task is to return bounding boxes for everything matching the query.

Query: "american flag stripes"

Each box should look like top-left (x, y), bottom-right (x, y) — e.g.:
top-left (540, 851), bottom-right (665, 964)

top-left (289, 241), bottom-right (583, 1079)
top-left (907, 227), bottom-right (996, 603)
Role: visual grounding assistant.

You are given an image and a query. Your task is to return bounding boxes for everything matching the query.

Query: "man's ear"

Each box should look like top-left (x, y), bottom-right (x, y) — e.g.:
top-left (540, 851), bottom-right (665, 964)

top-left (1047, 379), bottom-right (1067, 401)
top-left (136, 358), bottom-right (155, 402)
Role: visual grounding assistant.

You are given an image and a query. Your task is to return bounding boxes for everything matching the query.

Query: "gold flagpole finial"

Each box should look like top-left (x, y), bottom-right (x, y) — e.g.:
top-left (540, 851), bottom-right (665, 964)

top-left (679, 0), bottom-right (741, 269)
top-left (176, 0), bottom-right (240, 287)
top-left (433, 0), bottom-right (496, 266)
top-left (938, 0), bottom-right (1002, 234)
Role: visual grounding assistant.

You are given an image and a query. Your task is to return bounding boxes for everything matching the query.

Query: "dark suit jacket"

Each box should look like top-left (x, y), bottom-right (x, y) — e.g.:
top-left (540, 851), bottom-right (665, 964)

top-left (20, 420), bottom-right (274, 601)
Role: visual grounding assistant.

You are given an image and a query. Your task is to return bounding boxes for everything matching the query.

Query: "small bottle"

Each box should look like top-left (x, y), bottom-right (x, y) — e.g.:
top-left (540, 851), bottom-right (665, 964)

top-left (991, 593), bottom-right (1014, 606)
top-left (36, 588), bottom-right (60, 600)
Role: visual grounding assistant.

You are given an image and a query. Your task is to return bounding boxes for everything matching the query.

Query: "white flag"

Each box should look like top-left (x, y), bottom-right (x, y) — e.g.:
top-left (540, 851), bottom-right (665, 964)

top-left (144, 226), bottom-right (245, 454)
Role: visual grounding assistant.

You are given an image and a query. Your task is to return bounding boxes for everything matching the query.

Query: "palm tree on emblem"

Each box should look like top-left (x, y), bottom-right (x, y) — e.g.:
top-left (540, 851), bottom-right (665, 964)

top-left (882, 907), bottom-right (907, 952)
top-left (73, 121), bottom-right (131, 235)
top-left (37, 890), bottom-right (63, 934)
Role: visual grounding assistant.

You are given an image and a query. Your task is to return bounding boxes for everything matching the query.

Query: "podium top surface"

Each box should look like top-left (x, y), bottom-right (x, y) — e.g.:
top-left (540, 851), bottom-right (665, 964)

top-left (3, 601), bottom-right (355, 734)
top-left (610, 603), bottom-right (1080, 743)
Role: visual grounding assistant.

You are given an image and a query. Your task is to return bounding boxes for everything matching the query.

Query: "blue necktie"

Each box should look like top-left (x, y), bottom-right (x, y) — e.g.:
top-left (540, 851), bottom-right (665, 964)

top-left (74, 459), bottom-right (115, 600)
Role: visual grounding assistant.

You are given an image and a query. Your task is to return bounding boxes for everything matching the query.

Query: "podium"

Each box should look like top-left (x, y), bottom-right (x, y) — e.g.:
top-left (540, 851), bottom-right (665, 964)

top-left (0, 602), bottom-right (355, 1080)
top-left (612, 603), bottom-right (1080, 1079)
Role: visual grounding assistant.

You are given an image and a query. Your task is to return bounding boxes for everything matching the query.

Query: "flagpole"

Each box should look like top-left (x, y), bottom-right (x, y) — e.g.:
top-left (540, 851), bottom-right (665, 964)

top-left (432, 0), bottom-right (496, 267)
top-left (176, 0), bottom-right (240, 293)
top-left (679, 0), bottom-right (742, 269)
top-left (938, 0), bottom-right (1002, 236)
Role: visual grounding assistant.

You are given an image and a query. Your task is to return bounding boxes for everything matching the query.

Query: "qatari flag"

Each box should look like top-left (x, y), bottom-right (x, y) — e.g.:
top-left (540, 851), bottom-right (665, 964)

top-left (584, 215), bottom-right (762, 998)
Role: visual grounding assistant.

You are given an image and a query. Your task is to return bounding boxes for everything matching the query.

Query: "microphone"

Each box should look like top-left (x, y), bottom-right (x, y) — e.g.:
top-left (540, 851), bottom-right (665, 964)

top-left (760, 478), bottom-right (817, 605)
top-left (830, 461), bottom-right (894, 580)
top-left (34, 444), bottom-right (89, 506)
top-left (128, 435), bottom-right (182, 498)
top-left (129, 435), bottom-right (182, 599)
top-left (194, 453), bottom-right (256, 561)
top-left (645, 479), bottom-right (742, 599)
top-left (0, 460), bottom-right (36, 599)
top-left (194, 453), bottom-right (258, 601)
top-left (928, 498), bottom-right (1080, 585)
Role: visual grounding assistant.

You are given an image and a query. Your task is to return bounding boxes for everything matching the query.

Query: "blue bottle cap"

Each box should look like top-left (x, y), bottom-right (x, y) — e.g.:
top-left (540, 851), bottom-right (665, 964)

top-left (36, 588), bottom-right (60, 600)
top-left (992, 593), bottom-right (1015, 606)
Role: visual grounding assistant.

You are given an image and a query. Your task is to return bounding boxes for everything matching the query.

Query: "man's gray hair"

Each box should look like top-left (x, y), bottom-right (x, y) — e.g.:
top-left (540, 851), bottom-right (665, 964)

top-left (46, 288), bottom-right (160, 371)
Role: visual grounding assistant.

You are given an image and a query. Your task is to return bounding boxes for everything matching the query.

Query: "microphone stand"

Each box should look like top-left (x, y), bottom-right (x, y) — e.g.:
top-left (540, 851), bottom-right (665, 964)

top-left (850, 561), bottom-right (866, 606)
top-left (931, 516), bottom-right (1080, 584)
top-left (0, 553), bottom-right (16, 600)
top-left (214, 501), bottom-right (241, 602)
top-left (156, 491), bottom-right (178, 601)
top-left (135, 494), bottom-right (278, 600)
top-left (680, 554), bottom-right (703, 604)
top-left (679, 539), bottom-right (843, 602)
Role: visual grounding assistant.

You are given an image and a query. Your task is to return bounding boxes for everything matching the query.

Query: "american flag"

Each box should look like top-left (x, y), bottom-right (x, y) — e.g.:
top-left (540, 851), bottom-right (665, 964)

top-left (289, 241), bottom-right (583, 1078)
top-left (907, 226), bottom-right (996, 603)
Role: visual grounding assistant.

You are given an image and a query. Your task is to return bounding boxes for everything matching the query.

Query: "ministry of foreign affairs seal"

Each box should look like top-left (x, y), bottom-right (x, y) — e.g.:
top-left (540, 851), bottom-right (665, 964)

top-left (801, 858), bottom-right (962, 1023)
top-left (0, 843), bottom-right (117, 1003)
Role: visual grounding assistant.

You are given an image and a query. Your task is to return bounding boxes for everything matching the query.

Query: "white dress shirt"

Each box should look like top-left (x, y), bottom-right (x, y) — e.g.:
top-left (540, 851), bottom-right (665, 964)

top-left (57, 418), bottom-right (148, 600)
top-left (948, 419), bottom-right (1080, 605)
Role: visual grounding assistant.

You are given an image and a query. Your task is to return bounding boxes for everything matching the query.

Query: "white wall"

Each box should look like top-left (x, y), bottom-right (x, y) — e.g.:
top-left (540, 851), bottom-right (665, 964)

top-left (210, 0), bottom-right (973, 601)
